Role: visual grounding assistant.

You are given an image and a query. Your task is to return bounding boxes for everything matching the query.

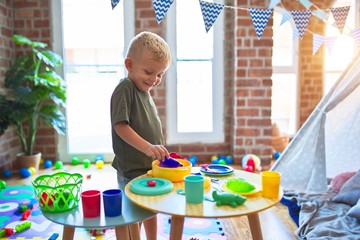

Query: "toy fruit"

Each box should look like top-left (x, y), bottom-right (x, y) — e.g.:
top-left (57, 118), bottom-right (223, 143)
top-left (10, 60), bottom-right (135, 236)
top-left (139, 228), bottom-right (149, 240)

top-left (40, 192), bottom-right (55, 205)
top-left (159, 157), bottom-right (183, 168)
top-left (147, 180), bottom-right (157, 187)
top-left (226, 178), bottom-right (255, 193)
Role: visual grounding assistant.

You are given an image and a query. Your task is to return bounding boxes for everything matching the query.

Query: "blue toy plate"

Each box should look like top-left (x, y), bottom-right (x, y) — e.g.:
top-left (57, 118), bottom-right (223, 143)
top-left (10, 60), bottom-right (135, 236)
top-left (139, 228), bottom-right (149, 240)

top-left (130, 178), bottom-right (173, 196)
top-left (200, 164), bottom-right (234, 176)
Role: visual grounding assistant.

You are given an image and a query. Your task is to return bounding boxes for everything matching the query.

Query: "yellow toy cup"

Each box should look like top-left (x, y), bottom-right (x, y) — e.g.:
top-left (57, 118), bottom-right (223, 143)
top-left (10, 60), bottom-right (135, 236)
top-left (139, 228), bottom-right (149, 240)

top-left (261, 171), bottom-right (281, 199)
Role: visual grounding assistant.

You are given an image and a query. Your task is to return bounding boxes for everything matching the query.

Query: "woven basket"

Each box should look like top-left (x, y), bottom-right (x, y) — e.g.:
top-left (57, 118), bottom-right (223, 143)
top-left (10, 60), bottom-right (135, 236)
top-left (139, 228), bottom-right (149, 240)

top-left (271, 135), bottom-right (290, 152)
top-left (32, 172), bottom-right (83, 213)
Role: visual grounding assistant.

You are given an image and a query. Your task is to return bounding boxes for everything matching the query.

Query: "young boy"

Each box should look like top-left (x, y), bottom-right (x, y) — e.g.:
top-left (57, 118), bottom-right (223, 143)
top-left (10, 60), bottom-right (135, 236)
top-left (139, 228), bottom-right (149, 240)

top-left (110, 31), bottom-right (171, 239)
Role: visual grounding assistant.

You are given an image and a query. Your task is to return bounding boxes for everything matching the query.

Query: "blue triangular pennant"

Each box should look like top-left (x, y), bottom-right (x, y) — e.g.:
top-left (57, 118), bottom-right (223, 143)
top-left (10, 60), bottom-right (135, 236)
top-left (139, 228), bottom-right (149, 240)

top-left (199, 1), bottom-right (224, 33)
top-left (291, 10), bottom-right (312, 39)
top-left (249, 8), bottom-right (272, 39)
top-left (153, 0), bottom-right (174, 24)
top-left (111, 0), bottom-right (120, 10)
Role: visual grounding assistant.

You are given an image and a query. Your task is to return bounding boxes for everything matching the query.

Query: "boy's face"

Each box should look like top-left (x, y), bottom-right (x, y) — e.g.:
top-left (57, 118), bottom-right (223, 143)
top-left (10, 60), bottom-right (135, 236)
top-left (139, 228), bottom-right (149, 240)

top-left (125, 51), bottom-right (169, 92)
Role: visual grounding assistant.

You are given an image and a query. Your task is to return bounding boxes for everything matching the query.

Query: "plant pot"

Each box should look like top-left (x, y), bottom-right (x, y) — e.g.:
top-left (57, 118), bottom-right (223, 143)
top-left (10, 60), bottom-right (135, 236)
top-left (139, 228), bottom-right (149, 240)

top-left (16, 152), bottom-right (42, 172)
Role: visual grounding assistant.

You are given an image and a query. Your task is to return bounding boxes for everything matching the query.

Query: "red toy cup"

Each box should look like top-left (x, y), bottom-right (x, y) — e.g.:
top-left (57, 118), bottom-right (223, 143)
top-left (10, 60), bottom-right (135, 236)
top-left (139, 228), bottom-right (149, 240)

top-left (81, 190), bottom-right (101, 218)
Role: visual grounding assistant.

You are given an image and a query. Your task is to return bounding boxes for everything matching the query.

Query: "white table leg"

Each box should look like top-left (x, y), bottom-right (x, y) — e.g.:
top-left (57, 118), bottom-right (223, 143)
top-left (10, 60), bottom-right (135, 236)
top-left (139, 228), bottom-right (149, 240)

top-left (247, 213), bottom-right (263, 240)
top-left (169, 215), bottom-right (185, 240)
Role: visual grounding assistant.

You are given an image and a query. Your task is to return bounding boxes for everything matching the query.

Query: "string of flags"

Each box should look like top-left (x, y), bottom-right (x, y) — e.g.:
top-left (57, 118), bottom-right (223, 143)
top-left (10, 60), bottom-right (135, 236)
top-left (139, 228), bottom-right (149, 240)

top-left (112, 0), bottom-right (360, 56)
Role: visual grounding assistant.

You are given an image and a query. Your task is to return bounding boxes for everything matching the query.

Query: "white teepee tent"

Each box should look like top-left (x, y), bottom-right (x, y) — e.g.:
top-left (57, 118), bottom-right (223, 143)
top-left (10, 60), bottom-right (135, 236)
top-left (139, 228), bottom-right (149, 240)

top-left (271, 51), bottom-right (360, 193)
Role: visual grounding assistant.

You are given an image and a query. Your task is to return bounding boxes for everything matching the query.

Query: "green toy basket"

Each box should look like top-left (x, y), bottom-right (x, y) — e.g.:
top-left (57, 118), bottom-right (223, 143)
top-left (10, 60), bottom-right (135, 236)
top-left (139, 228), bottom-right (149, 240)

top-left (32, 172), bottom-right (83, 213)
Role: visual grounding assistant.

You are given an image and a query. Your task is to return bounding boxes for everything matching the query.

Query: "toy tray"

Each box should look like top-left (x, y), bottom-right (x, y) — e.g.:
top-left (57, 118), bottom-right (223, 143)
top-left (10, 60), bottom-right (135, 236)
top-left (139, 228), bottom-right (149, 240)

top-left (130, 178), bottom-right (173, 196)
top-left (32, 172), bottom-right (83, 213)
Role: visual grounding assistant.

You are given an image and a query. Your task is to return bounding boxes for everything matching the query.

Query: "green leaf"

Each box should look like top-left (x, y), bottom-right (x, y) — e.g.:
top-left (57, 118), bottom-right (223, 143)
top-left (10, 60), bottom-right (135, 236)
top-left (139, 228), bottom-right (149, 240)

top-left (35, 49), bottom-right (62, 68)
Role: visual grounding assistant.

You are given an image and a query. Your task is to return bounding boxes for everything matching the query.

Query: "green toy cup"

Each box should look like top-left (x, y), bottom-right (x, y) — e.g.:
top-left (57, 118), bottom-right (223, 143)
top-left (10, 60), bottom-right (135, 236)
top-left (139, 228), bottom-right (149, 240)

top-left (184, 175), bottom-right (204, 204)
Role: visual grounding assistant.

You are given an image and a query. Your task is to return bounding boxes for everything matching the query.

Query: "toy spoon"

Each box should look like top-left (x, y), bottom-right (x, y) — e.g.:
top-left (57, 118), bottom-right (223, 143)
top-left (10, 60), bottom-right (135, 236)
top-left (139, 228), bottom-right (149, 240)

top-left (200, 164), bottom-right (219, 174)
top-left (176, 189), bottom-right (214, 202)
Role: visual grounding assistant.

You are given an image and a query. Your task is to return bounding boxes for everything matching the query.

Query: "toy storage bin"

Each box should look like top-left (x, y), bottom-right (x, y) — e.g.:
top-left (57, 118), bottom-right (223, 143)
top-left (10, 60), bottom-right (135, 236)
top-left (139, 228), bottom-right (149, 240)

top-left (32, 172), bottom-right (83, 213)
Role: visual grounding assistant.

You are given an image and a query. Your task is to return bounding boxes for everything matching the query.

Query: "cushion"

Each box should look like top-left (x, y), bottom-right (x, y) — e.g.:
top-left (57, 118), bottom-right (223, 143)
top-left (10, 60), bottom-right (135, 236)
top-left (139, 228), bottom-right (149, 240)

top-left (332, 170), bottom-right (360, 206)
top-left (347, 198), bottom-right (360, 220)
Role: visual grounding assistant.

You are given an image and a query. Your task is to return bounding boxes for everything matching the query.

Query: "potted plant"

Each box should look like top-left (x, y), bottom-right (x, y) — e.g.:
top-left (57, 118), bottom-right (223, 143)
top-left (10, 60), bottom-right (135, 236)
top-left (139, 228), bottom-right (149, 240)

top-left (0, 34), bottom-right (66, 171)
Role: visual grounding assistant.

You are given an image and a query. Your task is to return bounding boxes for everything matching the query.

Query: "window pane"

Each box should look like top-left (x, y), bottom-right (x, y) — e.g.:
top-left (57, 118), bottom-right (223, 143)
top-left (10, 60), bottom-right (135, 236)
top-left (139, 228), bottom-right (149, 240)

top-left (177, 61), bottom-right (213, 132)
top-left (63, 0), bottom-right (124, 153)
top-left (176, 0), bottom-right (213, 59)
top-left (271, 74), bottom-right (297, 135)
top-left (272, 9), bottom-right (294, 66)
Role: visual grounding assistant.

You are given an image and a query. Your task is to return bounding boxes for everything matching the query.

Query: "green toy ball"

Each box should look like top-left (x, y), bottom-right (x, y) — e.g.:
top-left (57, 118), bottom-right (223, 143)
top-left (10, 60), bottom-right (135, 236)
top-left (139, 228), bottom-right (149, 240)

top-left (0, 180), bottom-right (6, 189)
top-left (71, 157), bottom-right (80, 165)
top-left (55, 160), bottom-right (63, 169)
top-left (83, 159), bottom-right (91, 168)
top-left (218, 159), bottom-right (227, 165)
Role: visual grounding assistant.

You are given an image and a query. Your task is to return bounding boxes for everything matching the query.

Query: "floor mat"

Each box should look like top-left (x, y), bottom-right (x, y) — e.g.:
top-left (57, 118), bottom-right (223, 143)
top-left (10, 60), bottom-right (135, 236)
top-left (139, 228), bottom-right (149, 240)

top-left (0, 186), bottom-right (226, 239)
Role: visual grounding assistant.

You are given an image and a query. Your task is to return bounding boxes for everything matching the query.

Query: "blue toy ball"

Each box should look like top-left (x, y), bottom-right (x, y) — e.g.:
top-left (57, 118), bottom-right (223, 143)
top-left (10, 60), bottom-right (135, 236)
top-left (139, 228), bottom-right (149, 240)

top-left (44, 160), bottom-right (53, 168)
top-left (212, 158), bottom-right (219, 164)
top-left (273, 151), bottom-right (281, 160)
top-left (225, 155), bottom-right (234, 164)
top-left (188, 156), bottom-right (198, 166)
top-left (3, 169), bottom-right (12, 178)
top-left (95, 155), bottom-right (104, 162)
top-left (19, 168), bottom-right (31, 178)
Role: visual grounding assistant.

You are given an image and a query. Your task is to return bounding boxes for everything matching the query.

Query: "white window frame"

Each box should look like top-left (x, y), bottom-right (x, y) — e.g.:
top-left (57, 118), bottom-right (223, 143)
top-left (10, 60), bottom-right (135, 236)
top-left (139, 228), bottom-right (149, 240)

top-left (271, 7), bottom-right (299, 135)
top-left (166, 1), bottom-right (224, 144)
top-left (51, 0), bottom-right (134, 162)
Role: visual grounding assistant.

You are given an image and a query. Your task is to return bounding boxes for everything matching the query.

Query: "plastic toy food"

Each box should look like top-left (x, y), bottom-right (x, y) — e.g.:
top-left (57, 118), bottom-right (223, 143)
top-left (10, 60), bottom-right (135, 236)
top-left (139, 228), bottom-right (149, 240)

top-left (147, 180), bottom-right (157, 187)
top-left (212, 191), bottom-right (246, 207)
top-left (159, 157), bottom-right (183, 168)
top-left (226, 178), bottom-right (256, 193)
top-left (15, 221), bottom-right (31, 232)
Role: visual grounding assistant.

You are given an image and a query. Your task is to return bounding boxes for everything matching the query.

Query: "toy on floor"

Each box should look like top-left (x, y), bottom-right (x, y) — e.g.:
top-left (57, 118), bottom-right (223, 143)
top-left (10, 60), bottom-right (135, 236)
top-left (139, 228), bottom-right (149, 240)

top-left (48, 233), bottom-right (59, 240)
top-left (20, 168), bottom-right (32, 178)
top-left (89, 228), bottom-right (106, 236)
top-left (18, 201), bottom-right (33, 211)
top-left (55, 160), bottom-right (63, 169)
top-left (188, 155), bottom-right (198, 166)
top-left (0, 228), bottom-right (14, 237)
top-left (44, 160), bottom-right (53, 168)
top-left (226, 178), bottom-right (256, 193)
top-left (241, 154), bottom-right (261, 172)
top-left (96, 160), bottom-right (104, 169)
top-left (15, 221), bottom-right (31, 232)
top-left (273, 151), bottom-right (281, 160)
top-left (212, 191), bottom-right (246, 208)
top-left (71, 156), bottom-right (80, 165)
top-left (83, 159), bottom-right (91, 168)
top-left (3, 169), bottom-right (12, 178)
top-left (0, 180), bottom-right (6, 189)
top-left (21, 209), bottom-right (31, 220)
top-left (211, 154), bottom-right (233, 164)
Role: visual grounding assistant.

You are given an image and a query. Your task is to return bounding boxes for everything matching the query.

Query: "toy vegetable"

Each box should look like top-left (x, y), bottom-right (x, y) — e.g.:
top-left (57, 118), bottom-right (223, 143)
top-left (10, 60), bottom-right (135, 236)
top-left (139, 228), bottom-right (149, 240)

top-left (226, 178), bottom-right (255, 193)
top-left (15, 221), bottom-right (31, 232)
top-left (212, 191), bottom-right (246, 208)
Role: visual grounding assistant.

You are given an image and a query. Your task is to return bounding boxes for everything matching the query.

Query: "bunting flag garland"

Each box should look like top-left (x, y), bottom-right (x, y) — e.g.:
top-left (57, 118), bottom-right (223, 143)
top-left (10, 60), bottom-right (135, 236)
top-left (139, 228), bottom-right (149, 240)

top-left (199, 1), bottom-right (224, 33)
top-left (249, 8), bottom-right (272, 39)
top-left (268, 0), bottom-right (280, 9)
top-left (299, 0), bottom-right (313, 10)
top-left (330, 6), bottom-right (351, 34)
top-left (313, 34), bottom-right (338, 55)
top-left (325, 36), bottom-right (337, 54)
top-left (280, 9), bottom-right (292, 26)
top-left (153, 0), bottom-right (174, 24)
top-left (313, 9), bottom-right (329, 21)
top-left (291, 10), bottom-right (312, 39)
top-left (313, 33), bottom-right (324, 55)
top-left (351, 27), bottom-right (360, 46)
top-left (111, 0), bottom-right (120, 10)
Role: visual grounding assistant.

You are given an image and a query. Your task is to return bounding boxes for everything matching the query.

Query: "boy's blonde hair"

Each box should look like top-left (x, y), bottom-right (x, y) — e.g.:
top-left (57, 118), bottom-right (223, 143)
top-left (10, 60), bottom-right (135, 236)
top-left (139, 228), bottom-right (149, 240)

top-left (127, 31), bottom-right (172, 66)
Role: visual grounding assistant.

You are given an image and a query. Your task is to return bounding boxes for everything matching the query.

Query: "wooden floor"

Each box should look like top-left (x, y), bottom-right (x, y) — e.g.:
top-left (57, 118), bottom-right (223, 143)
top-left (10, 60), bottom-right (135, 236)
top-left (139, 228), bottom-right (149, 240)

top-left (3, 163), bottom-right (298, 240)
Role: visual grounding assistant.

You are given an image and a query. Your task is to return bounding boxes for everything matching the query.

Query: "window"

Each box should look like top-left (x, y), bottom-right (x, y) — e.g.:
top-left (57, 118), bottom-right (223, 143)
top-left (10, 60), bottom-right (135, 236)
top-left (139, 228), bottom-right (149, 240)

top-left (325, 0), bottom-right (358, 94)
top-left (166, 0), bottom-right (224, 144)
top-left (51, 0), bottom-right (134, 161)
top-left (271, 8), bottom-right (298, 135)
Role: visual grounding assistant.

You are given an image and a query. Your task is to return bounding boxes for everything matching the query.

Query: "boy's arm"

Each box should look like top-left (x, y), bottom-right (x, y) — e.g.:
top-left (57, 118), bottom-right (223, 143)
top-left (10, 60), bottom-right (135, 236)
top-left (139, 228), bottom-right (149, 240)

top-left (114, 122), bottom-right (169, 161)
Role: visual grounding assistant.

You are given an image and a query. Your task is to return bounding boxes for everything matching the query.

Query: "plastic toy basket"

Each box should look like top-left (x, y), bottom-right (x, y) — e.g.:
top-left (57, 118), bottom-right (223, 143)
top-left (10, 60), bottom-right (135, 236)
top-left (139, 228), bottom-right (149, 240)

top-left (32, 172), bottom-right (83, 213)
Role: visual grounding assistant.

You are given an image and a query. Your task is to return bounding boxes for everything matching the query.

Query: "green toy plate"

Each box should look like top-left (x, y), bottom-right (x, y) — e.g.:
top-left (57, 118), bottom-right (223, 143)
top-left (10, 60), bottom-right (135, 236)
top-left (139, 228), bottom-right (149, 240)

top-left (130, 178), bottom-right (174, 196)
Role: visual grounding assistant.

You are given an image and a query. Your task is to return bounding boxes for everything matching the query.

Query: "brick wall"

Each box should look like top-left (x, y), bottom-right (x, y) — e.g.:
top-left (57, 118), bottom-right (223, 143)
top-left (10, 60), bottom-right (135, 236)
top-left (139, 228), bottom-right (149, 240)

top-left (0, 0), bottom-right (56, 170)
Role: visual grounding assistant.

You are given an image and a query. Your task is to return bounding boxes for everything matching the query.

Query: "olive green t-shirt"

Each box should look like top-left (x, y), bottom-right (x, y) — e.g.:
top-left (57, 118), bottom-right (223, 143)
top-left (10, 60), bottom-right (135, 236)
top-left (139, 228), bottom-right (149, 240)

top-left (110, 78), bottom-right (164, 179)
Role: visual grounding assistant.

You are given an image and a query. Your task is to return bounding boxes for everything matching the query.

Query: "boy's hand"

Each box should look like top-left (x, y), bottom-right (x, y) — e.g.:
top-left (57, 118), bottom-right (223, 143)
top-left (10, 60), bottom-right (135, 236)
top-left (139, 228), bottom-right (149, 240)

top-left (145, 145), bottom-right (169, 161)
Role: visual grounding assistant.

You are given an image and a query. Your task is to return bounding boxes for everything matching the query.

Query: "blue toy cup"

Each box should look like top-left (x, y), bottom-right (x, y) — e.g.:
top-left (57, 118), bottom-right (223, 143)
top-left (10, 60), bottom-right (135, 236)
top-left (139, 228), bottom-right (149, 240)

top-left (102, 189), bottom-right (122, 217)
